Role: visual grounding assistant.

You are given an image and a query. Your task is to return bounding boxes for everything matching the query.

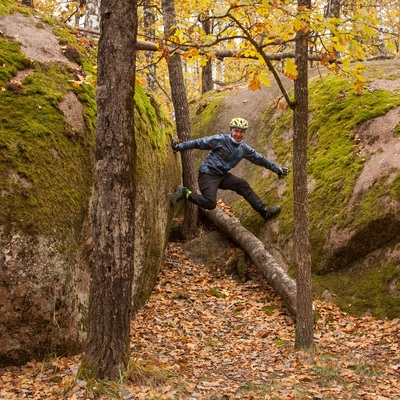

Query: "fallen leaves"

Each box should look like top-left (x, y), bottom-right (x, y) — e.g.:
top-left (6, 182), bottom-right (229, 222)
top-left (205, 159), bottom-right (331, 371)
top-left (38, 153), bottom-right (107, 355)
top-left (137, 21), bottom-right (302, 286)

top-left (0, 241), bottom-right (399, 399)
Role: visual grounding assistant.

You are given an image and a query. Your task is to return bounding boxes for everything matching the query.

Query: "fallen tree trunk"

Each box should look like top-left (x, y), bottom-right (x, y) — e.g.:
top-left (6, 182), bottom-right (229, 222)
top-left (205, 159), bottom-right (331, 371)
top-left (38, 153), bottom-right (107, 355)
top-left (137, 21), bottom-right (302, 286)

top-left (202, 207), bottom-right (297, 319)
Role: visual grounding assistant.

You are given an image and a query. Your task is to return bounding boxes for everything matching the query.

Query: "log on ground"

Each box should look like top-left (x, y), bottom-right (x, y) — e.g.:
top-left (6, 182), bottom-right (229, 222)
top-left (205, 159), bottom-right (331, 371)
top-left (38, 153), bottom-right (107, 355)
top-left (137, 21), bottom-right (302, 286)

top-left (202, 207), bottom-right (297, 319)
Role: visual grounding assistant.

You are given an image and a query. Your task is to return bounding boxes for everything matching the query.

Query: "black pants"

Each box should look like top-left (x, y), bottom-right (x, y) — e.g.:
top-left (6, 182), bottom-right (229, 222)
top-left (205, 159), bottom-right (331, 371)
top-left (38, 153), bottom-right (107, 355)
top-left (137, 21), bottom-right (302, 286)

top-left (188, 172), bottom-right (265, 214)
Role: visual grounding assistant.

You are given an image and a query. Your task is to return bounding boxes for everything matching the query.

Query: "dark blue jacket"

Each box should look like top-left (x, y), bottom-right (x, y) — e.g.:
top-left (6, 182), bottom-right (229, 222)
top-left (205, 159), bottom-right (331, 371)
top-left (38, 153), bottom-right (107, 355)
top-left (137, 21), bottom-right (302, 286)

top-left (175, 134), bottom-right (281, 176)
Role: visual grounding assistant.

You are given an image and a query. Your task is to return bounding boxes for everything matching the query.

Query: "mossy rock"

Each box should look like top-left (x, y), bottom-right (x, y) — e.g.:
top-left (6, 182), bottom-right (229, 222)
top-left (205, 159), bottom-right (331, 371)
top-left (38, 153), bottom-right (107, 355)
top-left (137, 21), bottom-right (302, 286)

top-left (0, 8), bottom-right (180, 366)
top-left (190, 62), bottom-right (400, 319)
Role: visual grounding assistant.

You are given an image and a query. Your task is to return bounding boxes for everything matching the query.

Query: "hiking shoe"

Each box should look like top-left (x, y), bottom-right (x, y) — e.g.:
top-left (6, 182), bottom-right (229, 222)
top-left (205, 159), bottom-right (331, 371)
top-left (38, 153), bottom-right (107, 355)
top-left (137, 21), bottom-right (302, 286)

top-left (261, 205), bottom-right (281, 221)
top-left (170, 185), bottom-right (188, 206)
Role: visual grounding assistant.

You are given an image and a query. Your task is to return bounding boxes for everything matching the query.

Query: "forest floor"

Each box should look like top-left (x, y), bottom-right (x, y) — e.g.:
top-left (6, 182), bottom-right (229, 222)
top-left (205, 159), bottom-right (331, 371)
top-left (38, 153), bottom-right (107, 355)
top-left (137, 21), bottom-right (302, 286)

top-left (1, 240), bottom-right (399, 400)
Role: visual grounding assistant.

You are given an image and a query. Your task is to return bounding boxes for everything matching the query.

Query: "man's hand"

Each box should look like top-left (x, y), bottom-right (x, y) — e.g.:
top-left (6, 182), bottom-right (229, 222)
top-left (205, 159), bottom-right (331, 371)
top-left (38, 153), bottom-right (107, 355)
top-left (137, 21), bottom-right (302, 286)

top-left (171, 140), bottom-right (180, 153)
top-left (277, 166), bottom-right (290, 179)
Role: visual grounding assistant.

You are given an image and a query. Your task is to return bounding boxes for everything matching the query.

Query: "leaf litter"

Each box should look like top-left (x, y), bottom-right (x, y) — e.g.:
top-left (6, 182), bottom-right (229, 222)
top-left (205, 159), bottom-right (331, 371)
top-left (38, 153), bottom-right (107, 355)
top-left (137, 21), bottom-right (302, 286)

top-left (0, 242), bottom-right (399, 399)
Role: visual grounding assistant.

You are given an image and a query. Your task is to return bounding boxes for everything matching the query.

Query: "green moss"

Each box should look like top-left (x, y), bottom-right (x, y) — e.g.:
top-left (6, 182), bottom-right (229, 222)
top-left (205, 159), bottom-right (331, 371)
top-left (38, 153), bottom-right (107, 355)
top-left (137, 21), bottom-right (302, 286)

top-left (227, 68), bottom-right (400, 318)
top-left (134, 86), bottom-right (173, 152)
top-left (0, 32), bottom-right (96, 240)
top-left (52, 26), bottom-right (97, 72)
top-left (306, 76), bottom-right (400, 263)
top-left (190, 91), bottom-right (228, 138)
top-left (394, 122), bottom-right (400, 138)
top-left (0, 0), bottom-right (32, 15)
top-left (261, 73), bottom-right (400, 269)
top-left (0, 0), bottom-right (14, 14)
top-left (0, 37), bottom-right (33, 87)
top-left (389, 174), bottom-right (400, 200)
top-left (313, 258), bottom-right (400, 319)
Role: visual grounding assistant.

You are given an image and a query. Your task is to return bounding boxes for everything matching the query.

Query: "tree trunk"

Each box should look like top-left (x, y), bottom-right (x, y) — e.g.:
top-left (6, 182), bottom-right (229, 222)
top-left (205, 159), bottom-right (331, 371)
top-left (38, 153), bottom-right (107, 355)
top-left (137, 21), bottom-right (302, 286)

top-left (81, 0), bottom-right (137, 381)
top-left (324, 0), bottom-right (341, 61)
top-left (144, 0), bottom-right (157, 91)
top-left (201, 57), bottom-right (213, 94)
top-left (203, 208), bottom-right (297, 318)
top-left (201, 16), bottom-right (213, 93)
top-left (162, 0), bottom-right (199, 240)
top-left (293, 0), bottom-right (314, 351)
top-left (84, 0), bottom-right (101, 31)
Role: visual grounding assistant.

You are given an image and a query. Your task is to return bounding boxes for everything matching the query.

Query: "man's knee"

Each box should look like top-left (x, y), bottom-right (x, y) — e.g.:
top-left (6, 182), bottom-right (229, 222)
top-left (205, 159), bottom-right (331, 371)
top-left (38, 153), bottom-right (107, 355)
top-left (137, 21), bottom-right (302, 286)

top-left (204, 199), bottom-right (217, 210)
top-left (235, 179), bottom-right (252, 194)
top-left (188, 194), bottom-right (216, 210)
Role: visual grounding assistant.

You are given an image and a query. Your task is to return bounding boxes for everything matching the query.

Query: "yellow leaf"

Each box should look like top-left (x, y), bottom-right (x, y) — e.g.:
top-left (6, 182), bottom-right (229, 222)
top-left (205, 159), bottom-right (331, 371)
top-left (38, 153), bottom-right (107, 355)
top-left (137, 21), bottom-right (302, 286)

top-left (259, 73), bottom-right (271, 87)
top-left (283, 58), bottom-right (298, 80)
top-left (199, 55), bottom-right (209, 67)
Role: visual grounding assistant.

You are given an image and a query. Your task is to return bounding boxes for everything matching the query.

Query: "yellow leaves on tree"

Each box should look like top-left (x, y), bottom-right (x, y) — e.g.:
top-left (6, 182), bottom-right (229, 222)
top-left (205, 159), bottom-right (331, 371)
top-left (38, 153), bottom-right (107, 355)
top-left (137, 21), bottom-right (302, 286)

top-left (283, 58), bottom-right (298, 80)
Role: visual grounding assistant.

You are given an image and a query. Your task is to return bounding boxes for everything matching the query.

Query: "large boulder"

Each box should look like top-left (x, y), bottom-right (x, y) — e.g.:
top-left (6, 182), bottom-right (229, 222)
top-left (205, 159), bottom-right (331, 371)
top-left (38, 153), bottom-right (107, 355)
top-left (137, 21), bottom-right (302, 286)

top-left (190, 62), bottom-right (400, 319)
top-left (0, 8), bottom-right (180, 366)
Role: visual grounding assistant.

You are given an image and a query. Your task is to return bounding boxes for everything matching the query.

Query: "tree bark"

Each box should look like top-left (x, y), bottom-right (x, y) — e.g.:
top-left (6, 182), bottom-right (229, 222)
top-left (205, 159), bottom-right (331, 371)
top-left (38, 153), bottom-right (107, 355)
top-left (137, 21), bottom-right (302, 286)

top-left (201, 15), bottom-right (213, 94)
top-left (293, 0), bottom-right (314, 351)
top-left (81, 0), bottom-right (137, 380)
top-left (144, 0), bottom-right (157, 91)
top-left (201, 57), bottom-right (213, 94)
top-left (202, 208), bottom-right (297, 318)
top-left (162, 0), bottom-right (199, 240)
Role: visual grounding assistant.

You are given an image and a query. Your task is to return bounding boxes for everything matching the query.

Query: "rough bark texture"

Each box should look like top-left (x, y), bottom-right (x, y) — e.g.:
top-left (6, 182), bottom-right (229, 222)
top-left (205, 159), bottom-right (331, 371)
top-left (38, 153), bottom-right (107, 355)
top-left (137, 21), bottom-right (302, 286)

top-left (201, 17), bottom-right (213, 94)
top-left (202, 208), bottom-right (297, 318)
top-left (83, 0), bottom-right (137, 380)
top-left (162, 0), bottom-right (199, 240)
top-left (293, 0), bottom-right (314, 350)
top-left (143, 0), bottom-right (157, 92)
top-left (201, 58), bottom-right (213, 94)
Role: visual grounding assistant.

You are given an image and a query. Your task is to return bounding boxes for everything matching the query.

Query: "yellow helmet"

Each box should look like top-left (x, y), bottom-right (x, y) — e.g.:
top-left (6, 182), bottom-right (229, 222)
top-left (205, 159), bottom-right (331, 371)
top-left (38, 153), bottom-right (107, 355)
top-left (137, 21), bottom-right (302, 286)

top-left (230, 117), bottom-right (249, 130)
